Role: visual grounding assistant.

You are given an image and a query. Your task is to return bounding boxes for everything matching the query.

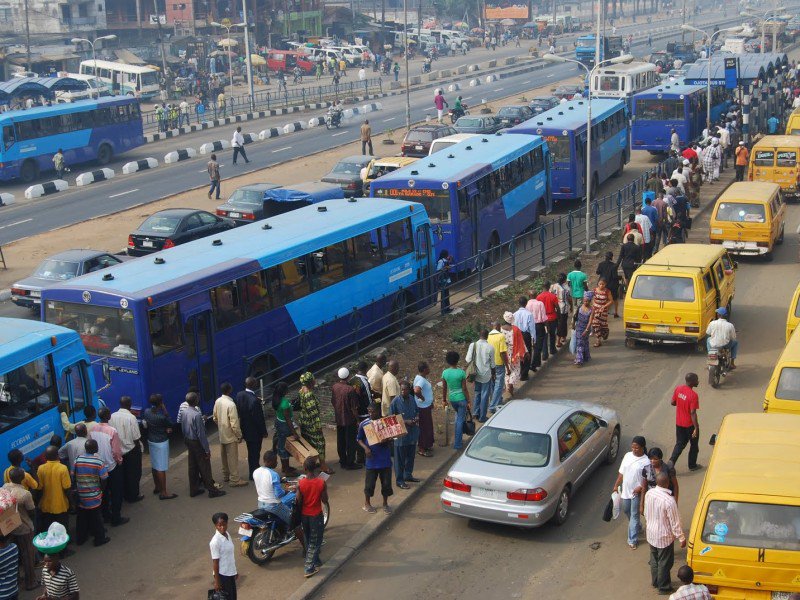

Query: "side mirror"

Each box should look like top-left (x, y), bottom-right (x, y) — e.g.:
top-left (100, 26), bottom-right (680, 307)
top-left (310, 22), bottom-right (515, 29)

top-left (598, 418), bottom-right (609, 428)
top-left (709, 433), bottom-right (717, 446)
top-left (102, 359), bottom-right (111, 385)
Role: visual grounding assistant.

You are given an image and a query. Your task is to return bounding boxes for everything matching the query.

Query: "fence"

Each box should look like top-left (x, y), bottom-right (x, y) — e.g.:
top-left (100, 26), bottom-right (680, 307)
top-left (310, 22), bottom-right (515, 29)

top-left (141, 77), bottom-right (384, 134)
top-left (252, 153), bottom-right (680, 395)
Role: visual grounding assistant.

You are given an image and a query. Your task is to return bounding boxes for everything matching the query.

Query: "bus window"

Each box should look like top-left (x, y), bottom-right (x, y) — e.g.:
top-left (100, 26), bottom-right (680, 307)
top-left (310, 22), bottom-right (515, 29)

top-left (0, 356), bottom-right (56, 426)
top-left (307, 243), bottom-right (347, 290)
top-left (2, 125), bottom-right (14, 149)
top-left (57, 363), bottom-right (87, 414)
top-left (345, 231), bottom-right (381, 275)
top-left (148, 303), bottom-right (183, 356)
top-left (45, 301), bottom-right (137, 359)
top-left (243, 272), bottom-right (271, 316)
top-left (211, 281), bottom-right (245, 329)
top-left (278, 259), bottom-right (311, 302)
top-left (381, 218), bottom-right (414, 260)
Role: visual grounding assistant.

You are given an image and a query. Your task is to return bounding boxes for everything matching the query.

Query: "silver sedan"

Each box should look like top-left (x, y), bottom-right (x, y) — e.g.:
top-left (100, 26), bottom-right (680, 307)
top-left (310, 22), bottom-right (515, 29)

top-left (440, 399), bottom-right (620, 528)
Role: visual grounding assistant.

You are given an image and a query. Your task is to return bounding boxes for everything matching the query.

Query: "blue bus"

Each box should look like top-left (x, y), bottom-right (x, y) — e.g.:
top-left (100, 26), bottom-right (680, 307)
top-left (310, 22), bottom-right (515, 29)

top-left (0, 318), bottom-right (98, 468)
top-left (0, 96), bottom-right (144, 182)
top-left (41, 199), bottom-right (434, 416)
top-left (507, 98), bottom-right (629, 204)
top-left (369, 134), bottom-right (550, 269)
top-left (631, 82), bottom-right (732, 153)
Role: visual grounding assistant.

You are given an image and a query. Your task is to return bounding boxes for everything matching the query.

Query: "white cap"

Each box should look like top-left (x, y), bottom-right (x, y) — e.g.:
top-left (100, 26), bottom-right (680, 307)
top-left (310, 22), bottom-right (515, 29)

top-left (338, 367), bottom-right (350, 379)
top-left (739, 141), bottom-right (745, 145)
top-left (683, 159), bottom-right (690, 165)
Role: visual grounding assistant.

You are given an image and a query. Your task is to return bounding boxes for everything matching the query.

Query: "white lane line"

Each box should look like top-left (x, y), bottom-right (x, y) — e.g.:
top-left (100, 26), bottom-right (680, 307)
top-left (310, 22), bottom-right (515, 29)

top-left (382, 117), bottom-right (396, 122)
top-left (523, 80), bottom-right (532, 84)
top-left (331, 131), bottom-right (348, 137)
top-left (495, 87), bottom-right (505, 91)
top-left (464, 96), bottom-right (472, 100)
top-left (547, 73), bottom-right (555, 78)
top-left (108, 189), bottom-right (139, 199)
top-left (0, 218), bottom-right (32, 230)
top-left (271, 146), bottom-right (292, 153)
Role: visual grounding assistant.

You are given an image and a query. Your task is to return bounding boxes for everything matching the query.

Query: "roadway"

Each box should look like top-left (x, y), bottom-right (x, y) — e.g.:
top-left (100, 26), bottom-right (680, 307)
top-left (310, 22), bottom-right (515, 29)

top-left (0, 8), bottom-right (749, 247)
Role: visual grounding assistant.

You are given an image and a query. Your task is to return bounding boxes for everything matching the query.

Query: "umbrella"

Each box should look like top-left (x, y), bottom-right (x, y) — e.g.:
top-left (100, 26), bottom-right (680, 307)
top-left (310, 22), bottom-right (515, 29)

top-left (218, 38), bottom-right (238, 48)
top-left (209, 49), bottom-right (237, 58)
top-left (500, 18), bottom-right (516, 26)
top-left (250, 54), bottom-right (266, 66)
top-left (471, 27), bottom-right (484, 33)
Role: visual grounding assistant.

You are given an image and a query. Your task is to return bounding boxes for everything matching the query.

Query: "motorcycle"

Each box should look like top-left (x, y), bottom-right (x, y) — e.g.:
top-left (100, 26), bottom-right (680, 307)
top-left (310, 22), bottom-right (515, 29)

top-left (422, 60), bottom-right (432, 74)
top-left (449, 106), bottom-right (468, 123)
top-left (235, 485), bottom-right (330, 566)
top-left (707, 345), bottom-right (732, 388)
top-left (325, 108), bottom-right (342, 129)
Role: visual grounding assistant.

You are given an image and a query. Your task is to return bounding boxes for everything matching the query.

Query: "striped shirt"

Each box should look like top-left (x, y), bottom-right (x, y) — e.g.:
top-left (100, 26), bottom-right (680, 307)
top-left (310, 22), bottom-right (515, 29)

top-left (644, 486), bottom-right (685, 549)
top-left (669, 583), bottom-right (712, 600)
top-left (72, 453), bottom-right (108, 510)
top-left (42, 564), bottom-right (80, 598)
top-left (0, 543), bottom-right (18, 599)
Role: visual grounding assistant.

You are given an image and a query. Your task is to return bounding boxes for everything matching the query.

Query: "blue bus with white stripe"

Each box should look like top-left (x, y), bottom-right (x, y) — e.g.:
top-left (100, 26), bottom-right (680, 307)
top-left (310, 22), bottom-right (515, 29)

top-left (369, 134), bottom-right (550, 269)
top-left (41, 199), bottom-right (434, 416)
top-left (507, 98), bottom-right (629, 204)
top-left (631, 82), bottom-right (732, 153)
top-left (0, 319), bottom-right (98, 469)
top-left (0, 96), bottom-right (144, 182)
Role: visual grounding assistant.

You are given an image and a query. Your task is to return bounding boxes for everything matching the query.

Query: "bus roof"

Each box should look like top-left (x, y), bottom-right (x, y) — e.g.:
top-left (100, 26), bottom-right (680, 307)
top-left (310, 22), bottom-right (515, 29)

top-left (0, 96), bottom-right (135, 123)
top-left (508, 98), bottom-right (625, 134)
top-left (372, 133), bottom-right (544, 187)
top-left (44, 199), bottom-right (426, 300)
top-left (703, 412), bottom-right (800, 498)
top-left (595, 61), bottom-right (657, 74)
top-left (0, 318), bottom-right (78, 363)
top-left (80, 59), bottom-right (158, 74)
top-left (752, 134), bottom-right (800, 148)
top-left (717, 181), bottom-right (781, 203)
top-left (632, 81), bottom-right (705, 98)
top-left (644, 243), bottom-right (726, 269)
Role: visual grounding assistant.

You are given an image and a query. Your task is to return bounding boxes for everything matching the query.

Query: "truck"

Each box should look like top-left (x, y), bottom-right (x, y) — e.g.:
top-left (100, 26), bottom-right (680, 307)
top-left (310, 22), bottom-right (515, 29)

top-left (666, 42), bottom-right (698, 64)
top-left (574, 34), bottom-right (623, 67)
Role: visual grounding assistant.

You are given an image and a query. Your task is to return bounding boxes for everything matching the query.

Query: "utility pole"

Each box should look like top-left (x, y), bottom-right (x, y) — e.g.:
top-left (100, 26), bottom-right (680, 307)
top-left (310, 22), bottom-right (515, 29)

top-left (136, 0), bottom-right (143, 39)
top-left (153, 0), bottom-right (170, 97)
top-left (242, 0), bottom-right (254, 111)
top-left (417, 0), bottom-right (422, 31)
top-left (404, 0), bottom-right (411, 131)
top-left (595, 0), bottom-right (601, 68)
top-left (24, 0), bottom-right (31, 73)
top-left (681, 0), bottom-right (686, 42)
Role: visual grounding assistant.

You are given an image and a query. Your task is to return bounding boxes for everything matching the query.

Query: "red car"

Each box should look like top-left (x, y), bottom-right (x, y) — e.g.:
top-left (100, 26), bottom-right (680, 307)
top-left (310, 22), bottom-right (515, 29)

top-left (265, 50), bottom-right (316, 74)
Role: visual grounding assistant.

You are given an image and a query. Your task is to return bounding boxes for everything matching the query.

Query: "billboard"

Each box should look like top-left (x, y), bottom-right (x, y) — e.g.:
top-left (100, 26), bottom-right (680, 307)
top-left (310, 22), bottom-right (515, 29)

top-left (484, 2), bottom-right (530, 20)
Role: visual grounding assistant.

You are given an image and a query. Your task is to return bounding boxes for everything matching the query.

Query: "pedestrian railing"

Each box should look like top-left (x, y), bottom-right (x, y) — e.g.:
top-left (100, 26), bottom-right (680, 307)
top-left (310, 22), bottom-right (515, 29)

top-left (142, 78), bottom-right (384, 135)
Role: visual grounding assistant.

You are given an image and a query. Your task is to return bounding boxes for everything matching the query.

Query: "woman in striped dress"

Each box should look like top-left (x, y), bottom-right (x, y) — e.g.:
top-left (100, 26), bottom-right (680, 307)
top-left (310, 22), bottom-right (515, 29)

top-left (591, 278), bottom-right (613, 347)
top-left (298, 372), bottom-right (334, 475)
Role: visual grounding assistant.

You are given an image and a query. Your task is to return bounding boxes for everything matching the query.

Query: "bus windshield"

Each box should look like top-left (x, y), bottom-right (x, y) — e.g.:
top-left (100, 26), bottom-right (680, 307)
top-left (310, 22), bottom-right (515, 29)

top-left (0, 355), bottom-right (57, 430)
top-left (702, 500), bottom-right (800, 551)
top-left (631, 275), bottom-right (695, 302)
top-left (140, 71), bottom-right (159, 87)
top-left (715, 202), bottom-right (766, 223)
top-left (598, 76), bottom-right (620, 91)
top-left (576, 39), bottom-right (595, 47)
top-left (636, 99), bottom-right (684, 120)
top-left (44, 300), bottom-right (138, 360)
top-left (546, 135), bottom-right (572, 163)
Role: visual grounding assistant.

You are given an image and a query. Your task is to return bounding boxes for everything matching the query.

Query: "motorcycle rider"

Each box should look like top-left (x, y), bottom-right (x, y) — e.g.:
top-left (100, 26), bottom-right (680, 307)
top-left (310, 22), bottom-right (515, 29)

top-left (452, 96), bottom-right (466, 121)
top-left (252, 450), bottom-right (304, 542)
top-left (422, 57), bottom-right (432, 73)
top-left (706, 307), bottom-right (738, 369)
top-left (327, 100), bottom-right (343, 127)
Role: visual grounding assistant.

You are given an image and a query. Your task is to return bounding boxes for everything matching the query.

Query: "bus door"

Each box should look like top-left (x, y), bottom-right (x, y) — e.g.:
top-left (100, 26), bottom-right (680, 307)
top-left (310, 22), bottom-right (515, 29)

top-left (416, 223), bottom-right (435, 305)
top-left (180, 300), bottom-right (217, 413)
top-left (457, 184), bottom-right (479, 265)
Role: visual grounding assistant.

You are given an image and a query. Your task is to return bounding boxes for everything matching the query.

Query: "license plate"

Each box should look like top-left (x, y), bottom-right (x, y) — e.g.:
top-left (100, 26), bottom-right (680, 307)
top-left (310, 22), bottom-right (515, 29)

top-left (29, 291), bottom-right (41, 298)
top-left (772, 593), bottom-right (791, 600)
top-left (472, 487), bottom-right (505, 500)
top-left (415, 145), bottom-right (423, 151)
top-left (656, 325), bottom-right (671, 334)
top-left (238, 526), bottom-right (251, 537)
top-left (228, 212), bottom-right (240, 218)
top-left (142, 240), bottom-right (154, 248)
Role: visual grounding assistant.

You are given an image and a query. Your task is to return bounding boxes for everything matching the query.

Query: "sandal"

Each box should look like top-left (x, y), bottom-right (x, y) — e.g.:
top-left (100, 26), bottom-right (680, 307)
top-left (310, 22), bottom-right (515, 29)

top-left (159, 493), bottom-right (178, 500)
top-left (383, 506), bottom-right (393, 514)
top-left (362, 505), bottom-right (377, 514)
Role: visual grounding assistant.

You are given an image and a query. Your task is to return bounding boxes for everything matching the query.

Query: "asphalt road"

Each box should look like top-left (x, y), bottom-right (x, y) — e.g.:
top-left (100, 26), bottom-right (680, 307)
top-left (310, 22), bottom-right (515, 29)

top-left (0, 9), bottom-right (748, 246)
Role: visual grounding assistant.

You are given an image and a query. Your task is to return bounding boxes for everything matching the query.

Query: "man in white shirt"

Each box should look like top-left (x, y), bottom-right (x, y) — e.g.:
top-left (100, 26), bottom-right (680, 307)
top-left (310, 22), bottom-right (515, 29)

top-left (634, 206), bottom-right (654, 259)
top-left (611, 435), bottom-right (649, 549)
top-left (670, 163), bottom-right (688, 195)
top-left (526, 290), bottom-right (547, 368)
top-left (706, 307), bottom-right (737, 369)
top-left (58, 423), bottom-right (89, 470)
top-left (466, 329), bottom-right (495, 422)
top-left (179, 99), bottom-right (189, 127)
top-left (513, 296), bottom-right (535, 381)
top-left (109, 396), bottom-right (144, 503)
top-left (644, 471), bottom-right (686, 594)
top-left (231, 126), bottom-right (250, 166)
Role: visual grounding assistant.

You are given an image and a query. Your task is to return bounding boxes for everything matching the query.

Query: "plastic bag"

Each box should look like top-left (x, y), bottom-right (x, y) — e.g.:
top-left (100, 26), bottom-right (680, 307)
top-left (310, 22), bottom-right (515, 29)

top-left (569, 331), bottom-right (577, 355)
top-left (611, 490), bottom-right (621, 520)
top-left (39, 522), bottom-right (69, 548)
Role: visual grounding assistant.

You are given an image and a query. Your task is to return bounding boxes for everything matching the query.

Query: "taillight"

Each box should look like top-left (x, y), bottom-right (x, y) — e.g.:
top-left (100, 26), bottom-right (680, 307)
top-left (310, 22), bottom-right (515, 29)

top-left (127, 235), bottom-right (134, 248)
top-left (626, 322), bottom-right (641, 329)
top-left (443, 476), bottom-right (471, 493)
top-left (241, 212), bottom-right (255, 220)
top-left (507, 488), bottom-right (548, 502)
top-left (757, 241), bottom-right (769, 247)
top-left (685, 326), bottom-right (700, 333)
top-left (163, 239), bottom-right (175, 249)
top-left (10, 288), bottom-right (28, 296)
top-left (216, 209), bottom-right (227, 216)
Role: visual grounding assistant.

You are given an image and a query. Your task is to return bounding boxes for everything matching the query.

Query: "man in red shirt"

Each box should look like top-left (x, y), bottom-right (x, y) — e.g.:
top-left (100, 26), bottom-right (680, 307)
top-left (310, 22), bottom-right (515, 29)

top-left (668, 373), bottom-right (701, 472)
top-left (536, 282), bottom-right (559, 358)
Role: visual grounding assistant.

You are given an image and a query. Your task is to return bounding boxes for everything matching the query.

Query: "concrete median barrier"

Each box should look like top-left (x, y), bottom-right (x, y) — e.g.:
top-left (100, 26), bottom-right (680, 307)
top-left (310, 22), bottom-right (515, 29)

top-left (199, 140), bottom-right (231, 154)
top-left (164, 148), bottom-right (197, 163)
top-left (122, 158), bottom-right (159, 174)
top-left (76, 168), bottom-right (115, 186)
top-left (24, 179), bottom-right (68, 199)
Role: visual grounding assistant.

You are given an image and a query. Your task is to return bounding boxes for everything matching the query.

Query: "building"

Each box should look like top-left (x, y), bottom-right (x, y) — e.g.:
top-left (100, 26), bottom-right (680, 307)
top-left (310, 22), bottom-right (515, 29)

top-left (0, 0), bottom-right (107, 34)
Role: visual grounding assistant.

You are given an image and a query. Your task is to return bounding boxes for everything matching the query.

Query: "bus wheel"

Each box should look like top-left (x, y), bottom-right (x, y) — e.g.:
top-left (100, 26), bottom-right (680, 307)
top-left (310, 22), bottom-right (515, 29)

top-left (613, 155), bottom-right (625, 177)
top-left (249, 355), bottom-right (279, 389)
top-left (97, 144), bottom-right (113, 165)
top-left (485, 232), bottom-right (501, 267)
top-left (19, 160), bottom-right (38, 183)
top-left (391, 292), bottom-right (410, 331)
top-left (777, 224), bottom-right (785, 245)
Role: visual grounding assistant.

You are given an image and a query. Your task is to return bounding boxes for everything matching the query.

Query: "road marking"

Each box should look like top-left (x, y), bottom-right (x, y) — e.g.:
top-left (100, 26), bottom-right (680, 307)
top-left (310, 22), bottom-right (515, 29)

top-left (382, 117), bottom-right (396, 122)
top-left (271, 146), bottom-right (292, 153)
top-left (495, 87), bottom-right (505, 91)
top-left (0, 218), bottom-right (32, 230)
top-left (547, 73), bottom-right (555, 78)
top-left (331, 131), bottom-right (348, 137)
top-left (464, 96), bottom-right (472, 100)
top-left (523, 80), bottom-right (532, 84)
top-left (108, 189), bottom-right (139, 199)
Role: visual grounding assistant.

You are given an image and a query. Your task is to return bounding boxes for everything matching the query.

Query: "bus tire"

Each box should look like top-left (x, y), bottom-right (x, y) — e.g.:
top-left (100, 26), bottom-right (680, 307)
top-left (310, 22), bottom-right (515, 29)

top-left (484, 232), bottom-right (500, 267)
top-left (97, 143), bottom-right (113, 166)
top-left (249, 355), bottom-right (280, 387)
top-left (20, 159), bottom-right (38, 183)
top-left (613, 155), bottom-right (625, 177)
top-left (391, 291), bottom-right (411, 331)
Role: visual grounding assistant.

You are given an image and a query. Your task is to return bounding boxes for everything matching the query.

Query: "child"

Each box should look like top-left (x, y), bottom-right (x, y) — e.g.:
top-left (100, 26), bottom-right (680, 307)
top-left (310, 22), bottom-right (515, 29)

top-left (356, 402), bottom-right (394, 515)
top-left (209, 512), bottom-right (237, 599)
top-left (295, 457), bottom-right (327, 578)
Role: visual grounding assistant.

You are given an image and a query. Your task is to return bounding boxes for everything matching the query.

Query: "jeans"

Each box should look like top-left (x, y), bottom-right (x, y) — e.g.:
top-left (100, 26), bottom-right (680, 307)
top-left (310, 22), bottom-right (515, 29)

top-left (208, 179), bottom-right (221, 199)
top-left (301, 513), bottom-right (324, 573)
top-left (621, 495), bottom-right (641, 546)
top-left (258, 498), bottom-right (293, 527)
top-left (735, 164), bottom-right (745, 181)
top-left (534, 322), bottom-right (547, 365)
top-left (488, 366), bottom-right (505, 413)
top-left (707, 338), bottom-right (738, 360)
top-left (394, 443), bottom-right (416, 484)
top-left (649, 543), bottom-right (675, 592)
top-left (274, 419), bottom-right (291, 459)
top-left (669, 425), bottom-right (699, 469)
top-left (545, 320), bottom-right (558, 356)
top-left (450, 400), bottom-right (467, 450)
top-left (473, 380), bottom-right (492, 421)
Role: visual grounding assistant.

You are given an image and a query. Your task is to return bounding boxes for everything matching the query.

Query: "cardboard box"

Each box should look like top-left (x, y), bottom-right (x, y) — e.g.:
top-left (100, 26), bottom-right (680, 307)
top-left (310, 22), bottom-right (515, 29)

top-left (285, 435), bottom-right (319, 465)
top-left (363, 415), bottom-right (408, 446)
top-left (0, 506), bottom-right (21, 536)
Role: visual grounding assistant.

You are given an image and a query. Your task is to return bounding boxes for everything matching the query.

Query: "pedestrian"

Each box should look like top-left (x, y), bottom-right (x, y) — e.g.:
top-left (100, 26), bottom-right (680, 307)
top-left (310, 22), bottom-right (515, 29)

top-left (367, 353), bottom-right (387, 400)
top-left (358, 67), bottom-right (366, 81)
top-left (526, 289), bottom-right (547, 368)
top-left (2, 468), bottom-right (36, 591)
top-left (466, 329), bottom-right (495, 422)
top-left (0, 534), bottom-right (17, 600)
top-left (182, 392), bottom-right (226, 498)
top-left (702, 140), bottom-right (720, 183)
top-left (644, 471), bottom-right (686, 594)
top-left (436, 249), bottom-right (453, 315)
top-left (298, 372), bottom-right (334, 475)
top-left (537, 282), bottom-right (560, 358)
top-left (640, 447), bottom-right (679, 504)
top-left (316, 61), bottom-right (323, 80)
top-left (253, 451), bottom-right (295, 530)
top-left (611, 436), bottom-right (649, 549)
top-left (142, 393), bottom-right (177, 499)
top-left (156, 103), bottom-right (166, 131)
top-left (393, 62), bottom-right (400, 81)
top-left (617, 233), bottom-right (643, 291)
top-left (179, 99), bottom-right (190, 127)
top-left (513, 296), bottom-right (534, 380)
top-left (590, 278), bottom-right (613, 347)
top-left (596, 252), bottom-right (620, 318)
top-left (669, 565), bottom-right (712, 599)
top-left (40, 554), bottom-right (80, 599)
top-left (217, 91), bottom-right (226, 117)
top-left (566, 260), bottom-right (588, 313)
top-left (234, 377), bottom-right (267, 480)
top-left (296, 457), bottom-right (328, 578)
top-left (357, 402), bottom-right (394, 514)
top-left (642, 198), bottom-right (660, 256)
top-left (440, 350), bottom-right (471, 450)
top-left (734, 141), bottom-right (749, 182)
top-left (207, 153), bottom-right (221, 200)
top-left (500, 312), bottom-right (524, 395)
top-left (652, 193), bottom-right (668, 250)
top-left (109, 396), bottom-right (144, 503)
top-left (486, 322), bottom-right (510, 415)
top-left (434, 89), bottom-right (449, 123)
top-left (551, 274), bottom-right (571, 347)
top-left (360, 119), bottom-right (373, 156)
top-left (381, 360), bottom-right (401, 417)
top-left (91, 406), bottom-right (127, 527)
top-left (330, 367), bottom-right (361, 470)
top-left (768, 112), bottom-right (779, 134)
top-left (412, 362), bottom-right (435, 457)
top-left (352, 362), bottom-right (372, 464)
top-left (3, 449), bottom-right (38, 491)
top-left (36, 446), bottom-right (70, 535)
top-left (195, 98), bottom-right (206, 123)
top-left (52, 148), bottom-right (66, 179)
top-left (73, 438), bottom-right (111, 547)
top-left (391, 380), bottom-right (420, 489)
top-left (668, 373), bottom-right (701, 472)
top-left (213, 382), bottom-right (247, 487)
top-left (572, 293), bottom-right (594, 366)
top-left (209, 512), bottom-right (238, 600)
top-left (339, 58), bottom-right (347, 76)
top-left (231, 126), bottom-right (250, 165)
top-left (635, 206), bottom-right (654, 259)
top-left (670, 128), bottom-right (680, 155)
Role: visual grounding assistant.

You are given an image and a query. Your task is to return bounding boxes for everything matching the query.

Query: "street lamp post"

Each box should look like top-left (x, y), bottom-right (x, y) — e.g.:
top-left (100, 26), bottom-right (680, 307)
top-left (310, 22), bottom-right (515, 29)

top-left (210, 20), bottom-right (245, 89)
top-left (544, 52), bottom-right (633, 253)
top-left (681, 25), bottom-right (743, 131)
top-left (71, 35), bottom-right (118, 98)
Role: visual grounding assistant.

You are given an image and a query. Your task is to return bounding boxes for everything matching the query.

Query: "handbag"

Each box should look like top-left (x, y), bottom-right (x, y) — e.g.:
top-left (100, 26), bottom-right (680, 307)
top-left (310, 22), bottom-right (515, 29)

top-left (569, 331), bottom-right (577, 355)
top-left (602, 499), bottom-right (613, 522)
top-left (465, 343), bottom-right (477, 383)
top-left (208, 590), bottom-right (229, 600)
top-left (463, 413), bottom-right (476, 436)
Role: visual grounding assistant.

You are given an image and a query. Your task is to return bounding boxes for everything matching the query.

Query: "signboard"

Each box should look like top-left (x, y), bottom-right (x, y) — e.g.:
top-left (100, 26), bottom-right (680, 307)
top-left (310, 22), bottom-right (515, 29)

top-left (484, 2), bottom-right (529, 20)
top-left (724, 57), bottom-right (739, 90)
top-left (376, 188), bottom-right (449, 199)
top-left (149, 14), bottom-right (167, 24)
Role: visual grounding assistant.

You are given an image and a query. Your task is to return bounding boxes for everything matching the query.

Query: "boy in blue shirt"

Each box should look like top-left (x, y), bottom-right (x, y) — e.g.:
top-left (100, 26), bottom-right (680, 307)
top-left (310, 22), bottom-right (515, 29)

top-left (356, 403), bottom-right (394, 515)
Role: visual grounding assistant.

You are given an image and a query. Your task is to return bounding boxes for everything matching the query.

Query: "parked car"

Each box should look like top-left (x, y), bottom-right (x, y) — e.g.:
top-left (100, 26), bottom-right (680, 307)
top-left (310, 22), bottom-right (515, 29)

top-left (362, 156), bottom-right (419, 193)
top-left (401, 124), bottom-right (458, 157)
top-left (496, 105), bottom-right (535, 127)
top-left (321, 155), bottom-right (374, 197)
top-left (427, 133), bottom-right (478, 155)
top-left (529, 96), bottom-right (560, 114)
top-left (553, 84), bottom-right (584, 100)
top-left (11, 249), bottom-right (127, 309)
top-left (215, 183), bottom-right (281, 225)
top-left (647, 51), bottom-right (673, 71)
top-left (440, 399), bottom-right (620, 528)
top-left (127, 208), bottom-right (234, 256)
top-left (454, 115), bottom-right (502, 135)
